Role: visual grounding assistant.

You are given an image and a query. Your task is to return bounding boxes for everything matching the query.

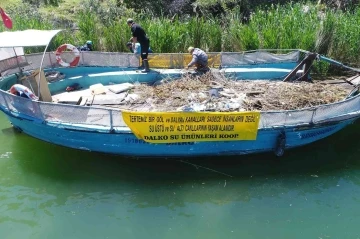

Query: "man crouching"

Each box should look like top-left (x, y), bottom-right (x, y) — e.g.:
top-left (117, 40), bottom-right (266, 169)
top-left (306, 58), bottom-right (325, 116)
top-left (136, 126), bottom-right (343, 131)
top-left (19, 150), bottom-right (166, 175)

top-left (185, 47), bottom-right (210, 73)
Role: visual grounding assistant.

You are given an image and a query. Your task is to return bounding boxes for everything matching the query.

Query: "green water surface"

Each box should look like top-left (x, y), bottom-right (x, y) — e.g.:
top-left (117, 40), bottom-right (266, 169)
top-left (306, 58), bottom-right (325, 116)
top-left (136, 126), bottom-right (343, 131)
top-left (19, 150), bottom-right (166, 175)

top-left (0, 113), bottom-right (359, 239)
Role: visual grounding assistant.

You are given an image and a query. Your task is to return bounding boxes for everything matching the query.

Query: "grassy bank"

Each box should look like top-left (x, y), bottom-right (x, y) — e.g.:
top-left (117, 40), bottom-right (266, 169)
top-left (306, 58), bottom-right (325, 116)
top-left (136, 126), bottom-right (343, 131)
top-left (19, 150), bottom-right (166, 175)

top-left (0, 0), bottom-right (21, 7)
top-left (1, 1), bottom-right (360, 67)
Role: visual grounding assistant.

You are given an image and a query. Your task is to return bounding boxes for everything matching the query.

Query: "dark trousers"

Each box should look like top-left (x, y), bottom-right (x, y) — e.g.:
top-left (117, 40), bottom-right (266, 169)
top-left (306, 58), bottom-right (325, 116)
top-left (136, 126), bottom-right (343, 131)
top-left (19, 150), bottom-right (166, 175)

top-left (140, 39), bottom-right (150, 60)
top-left (194, 63), bottom-right (210, 72)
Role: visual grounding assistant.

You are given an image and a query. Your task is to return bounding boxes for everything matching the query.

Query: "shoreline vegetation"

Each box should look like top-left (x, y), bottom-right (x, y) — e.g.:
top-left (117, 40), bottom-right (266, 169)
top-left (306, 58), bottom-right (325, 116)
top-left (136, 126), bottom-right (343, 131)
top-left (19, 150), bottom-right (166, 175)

top-left (1, 0), bottom-right (359, 73)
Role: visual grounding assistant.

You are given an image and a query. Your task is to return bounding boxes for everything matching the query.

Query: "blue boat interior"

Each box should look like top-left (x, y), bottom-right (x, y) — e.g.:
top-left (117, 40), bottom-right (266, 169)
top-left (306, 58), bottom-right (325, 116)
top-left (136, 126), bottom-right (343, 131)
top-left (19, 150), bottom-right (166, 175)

top-left (0, 62), bottom-right (299, 95)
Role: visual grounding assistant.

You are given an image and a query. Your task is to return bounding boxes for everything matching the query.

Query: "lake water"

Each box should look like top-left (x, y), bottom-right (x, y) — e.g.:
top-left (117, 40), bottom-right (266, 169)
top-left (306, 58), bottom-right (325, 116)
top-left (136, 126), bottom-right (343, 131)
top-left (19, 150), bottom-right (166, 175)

top-left (0, 113), bottom-right (359, 239)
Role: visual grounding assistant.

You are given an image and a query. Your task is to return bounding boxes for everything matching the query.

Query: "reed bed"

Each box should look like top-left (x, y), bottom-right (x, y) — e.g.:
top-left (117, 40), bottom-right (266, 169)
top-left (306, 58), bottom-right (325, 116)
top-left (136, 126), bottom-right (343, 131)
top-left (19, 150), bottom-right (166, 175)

top-left (1, 1), bottom-right (360, 71)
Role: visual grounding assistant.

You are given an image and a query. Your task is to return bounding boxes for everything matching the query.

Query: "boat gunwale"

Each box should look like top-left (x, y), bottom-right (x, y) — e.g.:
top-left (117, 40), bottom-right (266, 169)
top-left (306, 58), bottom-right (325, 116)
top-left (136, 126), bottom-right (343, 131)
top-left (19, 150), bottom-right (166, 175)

top-left (1, 88), bottom-right (360, 133)
top-left (1, 84), bottom-right (359, 113)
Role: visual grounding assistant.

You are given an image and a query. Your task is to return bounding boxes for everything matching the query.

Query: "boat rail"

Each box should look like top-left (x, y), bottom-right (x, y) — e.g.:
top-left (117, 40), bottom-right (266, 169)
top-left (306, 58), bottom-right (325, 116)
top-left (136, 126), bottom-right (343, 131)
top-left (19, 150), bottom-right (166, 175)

top-left (1, 87), bottom-right (359, 130)
top-left (0, 49), bottom-right (302, 75)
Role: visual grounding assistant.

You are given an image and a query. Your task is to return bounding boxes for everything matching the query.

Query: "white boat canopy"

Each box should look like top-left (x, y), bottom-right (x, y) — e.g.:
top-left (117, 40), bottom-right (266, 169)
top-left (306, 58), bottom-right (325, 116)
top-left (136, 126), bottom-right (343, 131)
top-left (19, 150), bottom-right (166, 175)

top-left (0, 47), bottom-right (24, 60)
top-left (0, 29), bottom-right (62, 48)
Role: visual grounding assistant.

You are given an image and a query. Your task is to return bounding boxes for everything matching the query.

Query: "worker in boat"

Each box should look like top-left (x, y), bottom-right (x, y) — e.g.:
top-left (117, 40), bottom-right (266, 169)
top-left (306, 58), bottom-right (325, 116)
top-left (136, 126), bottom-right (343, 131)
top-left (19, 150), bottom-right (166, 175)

top-left (185, 47), bottom-right (210, 73)
top-left (127, 18), bottom-right (150, 72)
top-left (126, 39), bottom-right (153, 68)
top-left (9, 84), bottom-right (39, 101)
top-left (78, 40), bottom-right (93, 51)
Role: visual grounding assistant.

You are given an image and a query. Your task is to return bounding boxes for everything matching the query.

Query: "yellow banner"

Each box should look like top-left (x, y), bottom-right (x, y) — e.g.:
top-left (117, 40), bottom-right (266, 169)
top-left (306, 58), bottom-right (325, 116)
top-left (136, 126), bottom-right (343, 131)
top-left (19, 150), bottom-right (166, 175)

top-left (122, 111), bottom-right (260, 143)
top-left (147, 53), bottom-right (221, 68)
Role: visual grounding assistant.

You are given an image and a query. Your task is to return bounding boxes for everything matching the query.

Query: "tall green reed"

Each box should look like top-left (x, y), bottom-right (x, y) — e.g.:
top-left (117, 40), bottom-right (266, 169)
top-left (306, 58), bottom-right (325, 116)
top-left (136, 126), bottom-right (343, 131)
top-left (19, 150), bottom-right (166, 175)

top-left (135, 16), bottom-right (222, 53)
top-left (102, 21), bottom-right (130, 52)
top-left (76, 10), bottom-right (99, 49)
top-left (247, 3), bottom-right (319, 50)
top-left (223, 9), bottom-right (260, 51)
top-left (330, 7), bottom-right (360, 64)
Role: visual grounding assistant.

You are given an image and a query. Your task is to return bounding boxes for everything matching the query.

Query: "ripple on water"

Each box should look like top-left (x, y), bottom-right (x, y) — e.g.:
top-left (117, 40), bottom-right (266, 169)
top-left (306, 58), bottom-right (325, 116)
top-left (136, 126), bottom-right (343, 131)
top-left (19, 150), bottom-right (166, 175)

top-left (0, 152), bottom-right (12, 159)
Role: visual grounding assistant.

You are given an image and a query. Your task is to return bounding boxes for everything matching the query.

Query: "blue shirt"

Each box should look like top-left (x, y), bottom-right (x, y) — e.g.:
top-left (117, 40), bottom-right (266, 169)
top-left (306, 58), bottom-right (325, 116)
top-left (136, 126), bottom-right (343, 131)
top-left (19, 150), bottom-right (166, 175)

top-left (132, 43), bottom-right (153, 55)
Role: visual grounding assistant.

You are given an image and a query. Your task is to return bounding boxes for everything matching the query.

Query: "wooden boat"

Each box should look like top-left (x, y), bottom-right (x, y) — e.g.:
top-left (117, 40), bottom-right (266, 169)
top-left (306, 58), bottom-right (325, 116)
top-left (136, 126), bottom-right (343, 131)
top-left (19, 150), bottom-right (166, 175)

top-left (0, 29), bottom-right (359, 157)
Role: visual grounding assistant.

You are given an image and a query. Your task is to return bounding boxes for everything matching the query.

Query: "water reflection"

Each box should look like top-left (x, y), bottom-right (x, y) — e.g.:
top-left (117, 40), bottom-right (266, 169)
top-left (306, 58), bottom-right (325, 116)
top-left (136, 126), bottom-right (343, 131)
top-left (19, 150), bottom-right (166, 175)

top-left (1, 119), bottom-right (359, 209)
top-left (1, 115), bottom-right (360, 239)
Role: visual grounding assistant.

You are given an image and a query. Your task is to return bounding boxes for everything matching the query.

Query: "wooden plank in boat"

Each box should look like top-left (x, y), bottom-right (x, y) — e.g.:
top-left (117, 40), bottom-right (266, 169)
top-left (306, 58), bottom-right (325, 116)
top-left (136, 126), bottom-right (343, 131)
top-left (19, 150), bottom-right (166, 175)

top-left (78, 97), bottom-right (88, 106)
top-left (21, 69), bottom-right (52, 102)
top-left (91, 93), bottom-right (127, 105)
top-left (350, 75), bottom-right (360, 85)
top-left (52, 89), bottom-right (93, 101)
top-left (320, 75), bottom-right (360, 86)
top-left (318, 79), bottom-right (346, 84)
top-left (107, 83), bottom-right (134, 94)
top-left (56, 94), bottom-right (83, 105)
top-left (316, 79), bottom-right (354, 91)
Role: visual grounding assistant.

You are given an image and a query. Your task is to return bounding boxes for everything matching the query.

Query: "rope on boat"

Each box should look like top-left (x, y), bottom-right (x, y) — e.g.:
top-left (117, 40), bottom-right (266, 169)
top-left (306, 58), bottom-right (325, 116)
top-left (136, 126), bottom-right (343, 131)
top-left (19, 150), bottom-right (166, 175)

top-left (319, 55), bottom-right (360, 73)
